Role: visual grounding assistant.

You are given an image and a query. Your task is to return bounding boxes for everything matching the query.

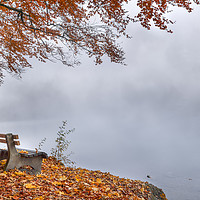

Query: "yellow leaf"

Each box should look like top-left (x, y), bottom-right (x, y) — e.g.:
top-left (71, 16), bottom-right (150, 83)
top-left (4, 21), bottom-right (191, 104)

top-left (34, 197), bottom-right (44, 200)
top-left (108, 193), bottom-right (113, 198)
top-left (18, 150), bottom-right (29, 154)
top-left (52, 181), bottom-right (63, 186)
top-left (25, 183), bottom-right (37, 189)
top-left (0, 159), bottom-right (6, 165)
top-left (36, 174), bottom-right (46, 178)
top-left (15, 171), bottom-right (26, 176)
top-left (52, 165), bottom-right (59, 169)
top-left (75, 176), bottom-right (81, 182)
top-left (55, 191), bottom-right (65, 195)
top-left (96, 178), bottom-right (102, 183)
top-left (59, 176), bottom-right (68, 181)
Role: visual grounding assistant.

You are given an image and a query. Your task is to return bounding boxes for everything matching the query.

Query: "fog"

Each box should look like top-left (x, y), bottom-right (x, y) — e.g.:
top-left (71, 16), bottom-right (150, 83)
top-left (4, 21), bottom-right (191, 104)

top-left (1, 5), bottom-right (200, 200)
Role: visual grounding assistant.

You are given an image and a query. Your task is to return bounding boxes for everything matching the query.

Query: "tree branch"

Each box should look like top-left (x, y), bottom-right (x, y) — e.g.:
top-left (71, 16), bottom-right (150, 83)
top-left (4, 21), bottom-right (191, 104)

top-left (0, 3), bottom-right (29, 17)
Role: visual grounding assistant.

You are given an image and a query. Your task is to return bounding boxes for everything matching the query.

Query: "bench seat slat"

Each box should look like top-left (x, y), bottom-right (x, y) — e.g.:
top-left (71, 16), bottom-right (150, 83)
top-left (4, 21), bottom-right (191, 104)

top-left (0, 134), bottom-right (19, 139)
top-left (0, 139), bottom-right (6, 143)
top-left (13, 135), bottom-right (19, 139)
top-left (0, 139), bottom-right (20, 145)
top-left (0, 134), bottom-right (6, 138)
top-left (14, 141), bottom-right (20, 145)
top-left (20, 152), bottom-right (47, 158)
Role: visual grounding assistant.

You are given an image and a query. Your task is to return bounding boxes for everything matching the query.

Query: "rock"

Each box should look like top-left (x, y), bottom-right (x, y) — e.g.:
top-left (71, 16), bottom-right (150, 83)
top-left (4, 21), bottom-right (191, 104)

top-left (145, 183), bottom-right (168, 200)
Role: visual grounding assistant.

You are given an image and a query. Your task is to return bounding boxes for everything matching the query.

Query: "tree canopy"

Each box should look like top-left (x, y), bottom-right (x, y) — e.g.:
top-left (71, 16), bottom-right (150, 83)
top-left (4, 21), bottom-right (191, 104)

top-left (0, 0), bottom-right (199, 83)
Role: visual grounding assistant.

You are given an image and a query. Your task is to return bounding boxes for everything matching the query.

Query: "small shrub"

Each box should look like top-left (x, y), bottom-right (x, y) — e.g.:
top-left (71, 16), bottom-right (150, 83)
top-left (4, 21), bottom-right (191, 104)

top-left (50, 120), bottom-right (75, 166)
top-left (37, 120), bottom-right (75, 166)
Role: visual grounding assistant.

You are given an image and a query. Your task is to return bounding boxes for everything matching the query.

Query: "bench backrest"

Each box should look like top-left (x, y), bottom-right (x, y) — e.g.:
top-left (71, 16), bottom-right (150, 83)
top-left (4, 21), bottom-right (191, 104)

top-left (0, 134), bottom-right (20, 146)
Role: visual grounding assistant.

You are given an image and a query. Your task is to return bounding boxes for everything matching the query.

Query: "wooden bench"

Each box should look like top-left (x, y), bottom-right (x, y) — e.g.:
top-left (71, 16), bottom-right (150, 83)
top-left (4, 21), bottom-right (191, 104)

top-left (0, 133), bottom-right (48, 175)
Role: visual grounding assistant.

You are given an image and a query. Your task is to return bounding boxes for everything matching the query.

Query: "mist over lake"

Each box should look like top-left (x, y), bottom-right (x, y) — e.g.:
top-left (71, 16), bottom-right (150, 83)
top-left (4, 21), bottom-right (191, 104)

top-left (1, 5), bottom-right (200, 200)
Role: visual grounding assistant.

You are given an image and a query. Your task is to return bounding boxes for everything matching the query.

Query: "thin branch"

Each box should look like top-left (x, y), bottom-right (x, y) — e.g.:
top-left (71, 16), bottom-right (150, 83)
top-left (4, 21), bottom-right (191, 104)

top-left (0, 3), bottom-right (29, 17)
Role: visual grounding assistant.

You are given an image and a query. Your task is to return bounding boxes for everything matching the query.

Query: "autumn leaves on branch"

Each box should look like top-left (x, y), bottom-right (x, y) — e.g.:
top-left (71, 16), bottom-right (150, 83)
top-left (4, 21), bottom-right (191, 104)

top-left (0, 0), bottom-right (199, 83)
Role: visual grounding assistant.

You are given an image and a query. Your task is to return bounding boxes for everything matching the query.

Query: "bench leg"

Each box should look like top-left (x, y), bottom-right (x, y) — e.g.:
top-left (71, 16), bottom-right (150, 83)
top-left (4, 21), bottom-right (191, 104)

top-left (5, 155), bottom-right (43, 175)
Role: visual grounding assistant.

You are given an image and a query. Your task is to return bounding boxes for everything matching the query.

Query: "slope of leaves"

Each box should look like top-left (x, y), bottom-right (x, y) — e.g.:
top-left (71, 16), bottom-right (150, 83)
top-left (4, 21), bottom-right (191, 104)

top-left (0, 157), bottom-right (167, 199)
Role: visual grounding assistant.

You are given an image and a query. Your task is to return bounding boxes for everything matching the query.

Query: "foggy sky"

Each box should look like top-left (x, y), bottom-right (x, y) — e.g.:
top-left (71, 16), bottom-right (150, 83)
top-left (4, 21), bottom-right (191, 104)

top-left (0, 4), bottom-right (200, 200)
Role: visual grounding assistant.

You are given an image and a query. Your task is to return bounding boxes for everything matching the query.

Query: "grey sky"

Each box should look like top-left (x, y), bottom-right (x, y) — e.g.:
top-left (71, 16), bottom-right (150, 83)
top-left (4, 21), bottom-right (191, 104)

top-left (0, 4), bottom-right (200, 200)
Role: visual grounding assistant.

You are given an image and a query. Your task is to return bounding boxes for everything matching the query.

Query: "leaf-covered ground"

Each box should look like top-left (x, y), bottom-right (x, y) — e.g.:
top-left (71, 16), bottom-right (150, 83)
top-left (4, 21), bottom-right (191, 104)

top-left (0, 157), bottom-right (167, 199)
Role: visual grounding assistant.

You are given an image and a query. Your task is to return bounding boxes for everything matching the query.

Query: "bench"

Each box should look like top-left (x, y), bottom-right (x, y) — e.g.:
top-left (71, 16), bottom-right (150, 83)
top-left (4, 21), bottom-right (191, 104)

top-left (0, 133), bottom-right (48, 175)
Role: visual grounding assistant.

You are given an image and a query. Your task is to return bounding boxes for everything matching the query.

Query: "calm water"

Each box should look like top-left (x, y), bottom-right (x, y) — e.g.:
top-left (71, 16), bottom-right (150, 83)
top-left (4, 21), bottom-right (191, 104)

top-left (147, 170), bottom-right (200, 200)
